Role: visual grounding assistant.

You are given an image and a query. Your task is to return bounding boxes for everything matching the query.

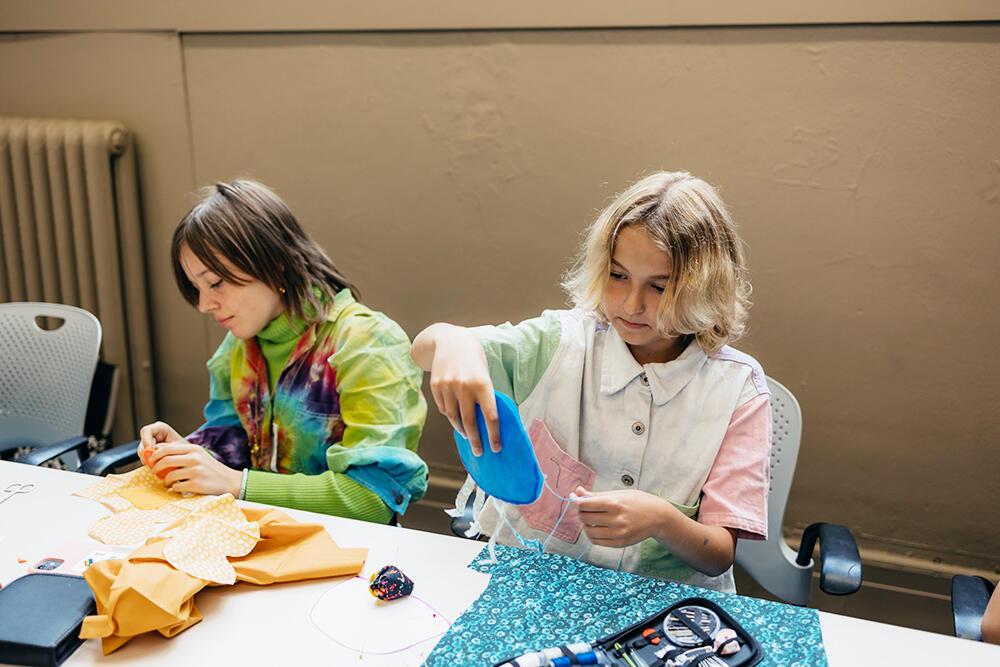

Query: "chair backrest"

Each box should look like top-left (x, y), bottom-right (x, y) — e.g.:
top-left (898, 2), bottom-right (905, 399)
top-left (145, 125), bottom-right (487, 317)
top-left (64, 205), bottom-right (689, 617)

top-left (763, 376), bottom-right (803, 540)
top-left (734, 376), bottom-right (813, 605)
top-left (0, 303), bottom-right (101, 450)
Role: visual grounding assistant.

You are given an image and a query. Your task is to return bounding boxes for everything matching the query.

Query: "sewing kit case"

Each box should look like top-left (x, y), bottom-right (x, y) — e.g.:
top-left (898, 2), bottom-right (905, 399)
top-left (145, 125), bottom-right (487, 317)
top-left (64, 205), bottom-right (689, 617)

top-left (0, 573), bottom-right (95, 666)
top-left (494, 596), bottom-right (762, 667)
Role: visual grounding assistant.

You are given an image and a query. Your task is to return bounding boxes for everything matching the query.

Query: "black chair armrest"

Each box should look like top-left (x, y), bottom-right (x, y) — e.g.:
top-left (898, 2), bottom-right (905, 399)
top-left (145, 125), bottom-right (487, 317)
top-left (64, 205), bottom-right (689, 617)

top-left (80, 440), bottom-right (140, 477)
top-left (796, 522), bottom-right (863, 596)
top-left (952, 575), bottom-right (995, 641)
top-left (19, 436), bottom-right (90, 466)
top-left (450, 490), bottom-right (484, 539)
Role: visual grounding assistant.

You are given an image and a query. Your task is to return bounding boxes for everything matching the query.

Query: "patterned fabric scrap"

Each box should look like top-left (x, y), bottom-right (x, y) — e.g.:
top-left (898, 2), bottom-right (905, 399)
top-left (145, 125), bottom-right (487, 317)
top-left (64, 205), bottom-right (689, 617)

top-left (425, 545), bottom-right (828, 667)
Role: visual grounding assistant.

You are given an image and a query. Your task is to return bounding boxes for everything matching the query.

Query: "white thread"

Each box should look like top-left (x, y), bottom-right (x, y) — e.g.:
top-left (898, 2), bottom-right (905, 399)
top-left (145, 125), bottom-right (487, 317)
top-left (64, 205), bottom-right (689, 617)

top-left (539, 474), bottom-right (577, 552)
top-left (466, 483), bottom-right (487, 537)
top-left (457, 474), bottom-right (620, 566)
top-left (483, 498), bottom-right (502, 564)
top-left (444, 474), bottom-right (477, 519)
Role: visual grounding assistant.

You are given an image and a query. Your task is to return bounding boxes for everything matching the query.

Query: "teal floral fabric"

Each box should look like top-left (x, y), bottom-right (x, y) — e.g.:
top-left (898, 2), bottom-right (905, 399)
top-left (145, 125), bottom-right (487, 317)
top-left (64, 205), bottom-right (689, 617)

top-left (426, 545), bottom-right (827, 666)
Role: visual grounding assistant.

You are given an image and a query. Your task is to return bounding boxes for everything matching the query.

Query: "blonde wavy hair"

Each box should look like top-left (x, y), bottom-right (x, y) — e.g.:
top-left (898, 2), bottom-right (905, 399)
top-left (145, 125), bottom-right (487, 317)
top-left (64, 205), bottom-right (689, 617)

top-left (562, 171), bottom-right (751, 355)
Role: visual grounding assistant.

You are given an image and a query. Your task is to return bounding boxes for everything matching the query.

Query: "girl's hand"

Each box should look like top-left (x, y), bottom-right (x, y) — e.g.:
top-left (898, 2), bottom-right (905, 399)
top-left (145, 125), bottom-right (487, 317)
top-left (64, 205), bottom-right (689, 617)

top-left (575, 486), bottom-right (739, 575)
top-left (147, 443), bottom-right (243, 497)
top-left (573, 486), bottom-right (669, 548)
top-left (415, 324), bottom-right (501, 455)
top-left (137, 421), bottom-right (186, 468)
top-left (138, 421), bottom-right (183, 458)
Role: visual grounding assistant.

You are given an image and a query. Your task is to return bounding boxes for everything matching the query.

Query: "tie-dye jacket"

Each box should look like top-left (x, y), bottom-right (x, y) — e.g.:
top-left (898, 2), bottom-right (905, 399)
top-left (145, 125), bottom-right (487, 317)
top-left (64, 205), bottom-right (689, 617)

top-left (187, 289), bottom-right (428, 514)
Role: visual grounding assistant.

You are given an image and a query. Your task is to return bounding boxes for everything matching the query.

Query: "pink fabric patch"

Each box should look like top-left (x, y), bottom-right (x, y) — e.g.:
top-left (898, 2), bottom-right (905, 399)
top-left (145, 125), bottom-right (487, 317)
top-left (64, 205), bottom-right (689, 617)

top-left (698, 394), bottom-right (771, 541)
top-left (518, 420), bottom-right (595, 543)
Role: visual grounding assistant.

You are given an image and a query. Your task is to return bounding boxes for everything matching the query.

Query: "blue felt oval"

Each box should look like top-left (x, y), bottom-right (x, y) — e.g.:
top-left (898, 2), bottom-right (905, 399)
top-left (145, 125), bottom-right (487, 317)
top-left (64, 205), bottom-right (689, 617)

top-left (453, 391), bottom-right (543, 505)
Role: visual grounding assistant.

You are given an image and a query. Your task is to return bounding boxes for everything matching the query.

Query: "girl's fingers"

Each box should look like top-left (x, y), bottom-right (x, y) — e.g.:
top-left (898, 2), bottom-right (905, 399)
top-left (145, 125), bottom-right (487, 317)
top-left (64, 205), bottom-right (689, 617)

top-left (574, 495), bottom-right (608, 513)
top-left (478, 389), bottom-right (502, 452)
top-left (145, 442), bottom-right (194, 467)
top-left (139, 421), bottom-right (181, 446)
top-left (152, 453), bottom-right (193, 476)
top-left (579, 513), bottom-right (611, 528)
top-left (139, 422), bottom-right (166, 449)
top-left (161, 465), bottom-right (193, 488)
top-left (585, 527), bottom-right (609, 540)
top-left (458, 393), bottom-right (483, 456)
top-left (167, 479), bottom-right (192, 494)
top-left (583, 524), bottom-right (625, 544)
top-left (581, 524), bottom-right (610, 543)
top-left (429, 382), bottom-right (446, 417)
top-left (440, 390), bottom-right (466, 438)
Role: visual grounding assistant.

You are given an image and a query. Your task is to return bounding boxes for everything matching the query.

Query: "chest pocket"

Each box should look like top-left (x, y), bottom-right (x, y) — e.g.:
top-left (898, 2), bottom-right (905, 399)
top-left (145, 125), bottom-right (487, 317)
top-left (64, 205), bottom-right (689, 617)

top-left (518, 420), bottom-right (596, 543)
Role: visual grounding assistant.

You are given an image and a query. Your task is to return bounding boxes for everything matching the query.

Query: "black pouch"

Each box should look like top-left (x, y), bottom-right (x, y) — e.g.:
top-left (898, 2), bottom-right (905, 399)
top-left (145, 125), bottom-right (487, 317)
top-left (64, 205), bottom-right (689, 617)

top-left (494, 596), bottom-right (762, 667)
top-left (0, 573), bottom-right (96, 667)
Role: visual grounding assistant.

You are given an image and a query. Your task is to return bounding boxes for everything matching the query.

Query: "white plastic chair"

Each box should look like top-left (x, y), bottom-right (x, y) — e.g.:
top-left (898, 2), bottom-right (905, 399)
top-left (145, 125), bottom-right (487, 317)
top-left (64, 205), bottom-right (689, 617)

top-left (0, 302), bottom-right (101, 464)
top-left (735, 377), bottom-right (862, 605)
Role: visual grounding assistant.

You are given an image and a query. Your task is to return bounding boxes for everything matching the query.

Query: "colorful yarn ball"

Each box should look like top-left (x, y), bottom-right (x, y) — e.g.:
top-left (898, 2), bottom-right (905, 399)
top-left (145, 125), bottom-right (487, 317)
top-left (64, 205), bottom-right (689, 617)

top-left (368, 564), bottom-right (414, 601)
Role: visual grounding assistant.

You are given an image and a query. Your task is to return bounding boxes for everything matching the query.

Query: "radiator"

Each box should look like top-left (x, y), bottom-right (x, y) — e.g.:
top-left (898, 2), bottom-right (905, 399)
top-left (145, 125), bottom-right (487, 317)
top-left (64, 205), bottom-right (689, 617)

top-left (0, 116), bottom-right (155, 441)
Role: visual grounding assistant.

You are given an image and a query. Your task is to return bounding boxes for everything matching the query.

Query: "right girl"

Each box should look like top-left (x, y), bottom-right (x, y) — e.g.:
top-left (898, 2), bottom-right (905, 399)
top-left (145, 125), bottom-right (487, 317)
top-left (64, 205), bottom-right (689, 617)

top-left (412, 171), bottom-right (771, 592)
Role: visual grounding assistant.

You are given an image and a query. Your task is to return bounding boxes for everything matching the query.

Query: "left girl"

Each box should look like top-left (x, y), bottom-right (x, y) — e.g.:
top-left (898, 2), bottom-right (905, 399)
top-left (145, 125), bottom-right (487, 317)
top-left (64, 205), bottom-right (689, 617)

top-left (140, 179), bottom-right (427, 524)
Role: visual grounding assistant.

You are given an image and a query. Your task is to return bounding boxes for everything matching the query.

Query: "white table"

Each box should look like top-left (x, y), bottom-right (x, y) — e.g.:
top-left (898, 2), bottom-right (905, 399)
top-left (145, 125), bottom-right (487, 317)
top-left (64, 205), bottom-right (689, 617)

top-left (2, 462), bottom-right (998, 666)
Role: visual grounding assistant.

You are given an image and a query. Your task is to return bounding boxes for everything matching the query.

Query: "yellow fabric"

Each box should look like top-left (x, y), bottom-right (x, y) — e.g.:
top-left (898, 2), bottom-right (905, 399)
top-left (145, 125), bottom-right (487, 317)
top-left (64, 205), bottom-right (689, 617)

top-left (88, 505), bottom-right (189, 545)
top-left (160, 495), bottom-right (260, 585)
top-left (79, 505), bottom-right (367, 655)
top-left (118, 486), bottom-right (174, 510)
top-left (76, 467), bottom-right (225, 548)
top-left (74, 466), bottom-right (184, 514)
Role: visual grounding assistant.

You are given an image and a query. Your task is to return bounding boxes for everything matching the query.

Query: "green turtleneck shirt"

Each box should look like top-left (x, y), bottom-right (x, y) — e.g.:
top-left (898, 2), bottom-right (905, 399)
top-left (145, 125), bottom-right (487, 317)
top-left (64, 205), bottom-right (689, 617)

top-left (246, 311), bottom-right (395, 524)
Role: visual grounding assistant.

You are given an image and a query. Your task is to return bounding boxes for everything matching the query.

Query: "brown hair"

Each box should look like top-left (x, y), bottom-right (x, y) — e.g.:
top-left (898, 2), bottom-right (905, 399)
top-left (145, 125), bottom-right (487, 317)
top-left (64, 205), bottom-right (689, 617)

top-left (171, 179), bottom-right (359, 322)
top-left (562, 171), bottom-right (751, 355)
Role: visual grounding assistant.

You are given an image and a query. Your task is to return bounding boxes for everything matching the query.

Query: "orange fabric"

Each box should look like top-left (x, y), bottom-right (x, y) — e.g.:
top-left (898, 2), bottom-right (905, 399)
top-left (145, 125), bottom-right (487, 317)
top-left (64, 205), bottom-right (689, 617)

top-left (79, 506), bottom-right (367, 654)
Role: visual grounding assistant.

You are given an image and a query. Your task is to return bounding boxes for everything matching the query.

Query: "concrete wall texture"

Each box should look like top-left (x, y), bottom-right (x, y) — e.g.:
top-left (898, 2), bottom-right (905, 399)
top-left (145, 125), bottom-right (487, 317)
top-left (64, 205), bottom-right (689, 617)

top-left (1, 8), bottom-right (997, 576)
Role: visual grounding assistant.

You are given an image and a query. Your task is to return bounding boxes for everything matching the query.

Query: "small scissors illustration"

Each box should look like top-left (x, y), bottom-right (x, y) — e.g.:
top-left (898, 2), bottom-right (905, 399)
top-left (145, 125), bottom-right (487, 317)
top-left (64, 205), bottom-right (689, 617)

top-left (0, 482), bottom-right (36, 505)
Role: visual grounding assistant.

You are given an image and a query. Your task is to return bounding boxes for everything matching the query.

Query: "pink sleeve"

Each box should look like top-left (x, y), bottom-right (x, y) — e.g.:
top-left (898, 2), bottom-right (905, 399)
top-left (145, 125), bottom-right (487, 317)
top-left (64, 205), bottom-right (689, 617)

top-left (698, 394), bottom-right (771, 540)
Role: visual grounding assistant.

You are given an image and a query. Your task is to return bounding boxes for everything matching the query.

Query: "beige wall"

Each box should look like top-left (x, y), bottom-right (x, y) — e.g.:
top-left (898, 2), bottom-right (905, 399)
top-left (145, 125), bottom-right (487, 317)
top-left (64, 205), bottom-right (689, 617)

top-left (0, 31), bottom-right (211, 432)
top-left (1, 15), bottom-right (997, 575)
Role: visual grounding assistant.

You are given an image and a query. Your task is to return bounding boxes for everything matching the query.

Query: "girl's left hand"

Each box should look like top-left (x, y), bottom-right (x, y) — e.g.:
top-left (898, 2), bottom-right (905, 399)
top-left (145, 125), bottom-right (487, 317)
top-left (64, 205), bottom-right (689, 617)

top-left (573, 486), bottom-right (670, 548)
top-left (147, 443), bottom-right (243, 497)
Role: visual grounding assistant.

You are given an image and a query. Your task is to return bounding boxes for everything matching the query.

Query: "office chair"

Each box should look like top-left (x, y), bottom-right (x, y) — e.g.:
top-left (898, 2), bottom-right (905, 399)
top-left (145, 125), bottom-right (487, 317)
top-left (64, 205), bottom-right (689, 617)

top-left (0, 302), bottom-right (138, 475)
top-left (952, 575), bottom-right (995, 641)
top-left (449, 376), bottom-right (863, 606)
top-left (733, 377), bottom-right (862, 604)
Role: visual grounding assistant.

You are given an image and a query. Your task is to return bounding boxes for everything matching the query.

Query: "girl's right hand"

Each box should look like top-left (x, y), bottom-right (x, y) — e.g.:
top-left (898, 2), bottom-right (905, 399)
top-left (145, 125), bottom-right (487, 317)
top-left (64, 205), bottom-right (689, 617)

top-left (423, 325), bottom-right (501, 455)
top-left (138, 421), bottom-right (185, 467)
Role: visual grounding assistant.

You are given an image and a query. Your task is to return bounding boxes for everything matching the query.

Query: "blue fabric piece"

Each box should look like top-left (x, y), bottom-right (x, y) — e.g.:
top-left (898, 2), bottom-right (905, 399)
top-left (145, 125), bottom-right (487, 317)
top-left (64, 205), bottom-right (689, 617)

top-left (453, 391), bottom-right (543, 505)
top-left (426, 545), bottom-right (829, 667)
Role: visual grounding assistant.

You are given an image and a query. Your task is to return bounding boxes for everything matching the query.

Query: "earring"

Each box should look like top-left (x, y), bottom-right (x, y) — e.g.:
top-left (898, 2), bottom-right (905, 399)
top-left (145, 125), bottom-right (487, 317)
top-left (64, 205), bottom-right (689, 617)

top-left (278, 287), bottom-right (286, 295)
